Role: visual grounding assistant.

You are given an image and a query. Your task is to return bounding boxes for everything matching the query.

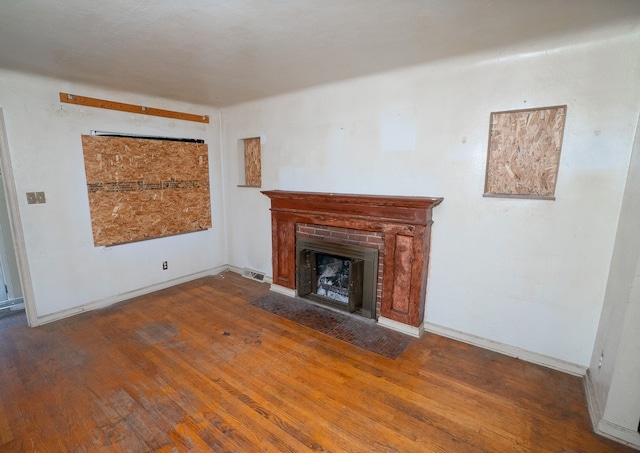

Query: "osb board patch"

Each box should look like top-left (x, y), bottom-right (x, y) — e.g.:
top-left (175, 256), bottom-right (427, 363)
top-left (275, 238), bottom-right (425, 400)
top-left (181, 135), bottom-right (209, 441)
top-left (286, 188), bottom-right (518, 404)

top-left (82, 135), bottom-right (211, 247)
top-left (484, 105), bottom-right (566, 200)
top-left (244, 137), bottom-right (261, 187)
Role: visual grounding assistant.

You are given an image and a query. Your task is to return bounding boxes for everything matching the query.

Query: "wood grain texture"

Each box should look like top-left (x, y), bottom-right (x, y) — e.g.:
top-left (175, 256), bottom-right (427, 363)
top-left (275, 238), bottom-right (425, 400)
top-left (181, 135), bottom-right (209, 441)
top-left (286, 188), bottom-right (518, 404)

top-left (60, 92), bottom-right (210, 123)
top-left (82, 135), bottom-right (211, 246)
top-left (262, 190), bottom-right (443, 225)
top-left (388, 234), bottom-right (414, 314)
top-left (273, 217), bottom-right (296, 285)
top-left (0, 272), bottom-right (631, 452)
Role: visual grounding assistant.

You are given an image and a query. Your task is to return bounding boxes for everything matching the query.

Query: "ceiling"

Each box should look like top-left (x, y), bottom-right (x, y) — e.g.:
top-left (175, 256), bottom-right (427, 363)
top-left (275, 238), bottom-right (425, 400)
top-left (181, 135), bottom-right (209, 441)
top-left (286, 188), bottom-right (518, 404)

top-left (0, 0), bottom-right (639, 107)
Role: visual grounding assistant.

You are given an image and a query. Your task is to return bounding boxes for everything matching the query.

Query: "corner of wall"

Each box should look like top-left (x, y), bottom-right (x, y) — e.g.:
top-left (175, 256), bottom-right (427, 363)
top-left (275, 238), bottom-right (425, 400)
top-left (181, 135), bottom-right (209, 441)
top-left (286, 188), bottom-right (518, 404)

top-left (587, 369), bottom-right (640, 449)
top-left (0, 108), bottom-right (37, 326)
top-left (217, 110), bottom-right (230, 264)
top-left (584, 369), bottom-right (604, 431)
top-left (585, 110), bottom-right (640, 450)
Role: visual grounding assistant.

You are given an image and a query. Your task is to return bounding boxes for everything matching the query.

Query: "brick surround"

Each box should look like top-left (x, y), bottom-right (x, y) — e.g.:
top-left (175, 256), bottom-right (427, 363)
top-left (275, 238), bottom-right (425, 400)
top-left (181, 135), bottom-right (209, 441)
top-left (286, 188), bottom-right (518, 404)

top-left (296, 223), bottom-right (385, 318)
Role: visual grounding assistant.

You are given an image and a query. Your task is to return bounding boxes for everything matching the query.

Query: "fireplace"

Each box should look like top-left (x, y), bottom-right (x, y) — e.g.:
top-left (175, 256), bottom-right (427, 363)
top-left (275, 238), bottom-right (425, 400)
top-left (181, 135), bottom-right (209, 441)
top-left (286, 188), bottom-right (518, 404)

top-left (262, 190), bottom-right (443, 337)
top-left (296, 237), bottom-right (378, 319)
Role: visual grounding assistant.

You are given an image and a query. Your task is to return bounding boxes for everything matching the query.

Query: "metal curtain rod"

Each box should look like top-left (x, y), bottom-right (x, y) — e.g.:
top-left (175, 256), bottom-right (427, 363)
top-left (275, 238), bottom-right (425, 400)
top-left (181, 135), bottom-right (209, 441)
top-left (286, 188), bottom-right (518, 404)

top-left (90, 131), bottom-right (205, 144)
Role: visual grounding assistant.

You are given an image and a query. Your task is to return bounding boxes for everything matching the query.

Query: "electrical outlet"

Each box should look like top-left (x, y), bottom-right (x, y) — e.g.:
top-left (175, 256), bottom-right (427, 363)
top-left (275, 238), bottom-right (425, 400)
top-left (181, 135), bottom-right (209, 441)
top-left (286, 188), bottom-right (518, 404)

top-left (162, 261), bottom-right (168, 270)
top-left (26, 192), bottom-right (46, 204)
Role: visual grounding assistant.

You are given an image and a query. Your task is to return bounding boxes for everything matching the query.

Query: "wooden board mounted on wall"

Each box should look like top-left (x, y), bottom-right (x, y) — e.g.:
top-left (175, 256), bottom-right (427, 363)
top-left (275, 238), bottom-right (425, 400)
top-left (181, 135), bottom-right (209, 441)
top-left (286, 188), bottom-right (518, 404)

top-left (82, 135), bottom-right (211, 247)
top-left (484, 105), bottom-right (567, 200)
top-left (243, 137), bottom-right (261, 187)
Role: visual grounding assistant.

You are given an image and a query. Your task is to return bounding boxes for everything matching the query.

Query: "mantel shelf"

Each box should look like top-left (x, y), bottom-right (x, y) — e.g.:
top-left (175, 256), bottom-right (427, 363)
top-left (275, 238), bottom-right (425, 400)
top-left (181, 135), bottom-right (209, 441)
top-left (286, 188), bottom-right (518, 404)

top-left (262, 190), bottom-right (443, 329)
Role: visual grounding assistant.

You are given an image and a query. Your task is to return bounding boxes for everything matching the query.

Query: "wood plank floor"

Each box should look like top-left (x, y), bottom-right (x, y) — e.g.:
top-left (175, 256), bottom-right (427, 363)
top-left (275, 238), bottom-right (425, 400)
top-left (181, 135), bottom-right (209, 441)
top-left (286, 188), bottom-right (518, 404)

top-left (0, 271), bottom-right (632, 452)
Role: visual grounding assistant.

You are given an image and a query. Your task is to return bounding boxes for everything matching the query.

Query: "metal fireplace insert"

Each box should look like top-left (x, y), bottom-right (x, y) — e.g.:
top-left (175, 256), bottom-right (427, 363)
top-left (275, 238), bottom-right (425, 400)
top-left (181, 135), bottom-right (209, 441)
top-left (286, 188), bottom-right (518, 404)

top-left (296, 237), bottom-right (378, 319)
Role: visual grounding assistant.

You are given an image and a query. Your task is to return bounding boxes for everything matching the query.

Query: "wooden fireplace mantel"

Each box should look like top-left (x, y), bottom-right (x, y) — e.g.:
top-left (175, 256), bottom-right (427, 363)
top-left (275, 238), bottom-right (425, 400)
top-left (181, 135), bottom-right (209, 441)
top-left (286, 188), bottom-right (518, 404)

top-left (262, 190), bottom-right (443, 329)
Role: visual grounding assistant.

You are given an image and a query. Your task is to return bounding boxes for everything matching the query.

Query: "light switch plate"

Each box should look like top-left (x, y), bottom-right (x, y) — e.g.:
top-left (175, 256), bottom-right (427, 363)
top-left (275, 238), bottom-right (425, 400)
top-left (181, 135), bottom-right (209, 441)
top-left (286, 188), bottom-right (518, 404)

top-left (26, 192), bottom-right (37, 204)
top-left (35, 192), bottom-right (46, 204)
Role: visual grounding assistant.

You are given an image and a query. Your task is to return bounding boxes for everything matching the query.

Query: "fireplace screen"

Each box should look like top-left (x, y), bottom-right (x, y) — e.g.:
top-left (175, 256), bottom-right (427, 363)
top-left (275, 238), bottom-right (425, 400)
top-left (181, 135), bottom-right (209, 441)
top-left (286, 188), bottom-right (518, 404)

top-left (315, 253), bottom-right (351, 302)
top-left (296, 237), bottom-right (378, 319)
top-left (298, 250), bottom-right (363, 313)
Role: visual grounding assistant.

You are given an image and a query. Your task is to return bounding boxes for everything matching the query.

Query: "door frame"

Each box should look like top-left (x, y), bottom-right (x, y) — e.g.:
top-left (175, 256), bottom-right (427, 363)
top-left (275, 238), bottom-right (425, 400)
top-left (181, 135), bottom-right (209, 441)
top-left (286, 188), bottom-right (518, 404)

top-left (0, 109), bottom-right (36, 326)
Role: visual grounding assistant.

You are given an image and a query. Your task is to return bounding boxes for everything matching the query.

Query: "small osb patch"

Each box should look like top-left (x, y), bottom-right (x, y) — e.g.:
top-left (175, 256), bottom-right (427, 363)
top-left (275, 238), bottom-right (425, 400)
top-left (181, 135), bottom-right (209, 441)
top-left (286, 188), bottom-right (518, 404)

top-left (82, 135), bottom-right (211, 246)
top-left (484, 105), bottom-right (566, 200)
top-left (243, 137), bottom-right (261, 187)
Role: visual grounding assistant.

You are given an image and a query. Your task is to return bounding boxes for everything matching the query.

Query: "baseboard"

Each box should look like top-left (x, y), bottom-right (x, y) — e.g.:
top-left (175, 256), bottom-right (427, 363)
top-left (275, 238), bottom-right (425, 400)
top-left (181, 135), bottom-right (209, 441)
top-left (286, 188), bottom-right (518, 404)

top-left (32, 266), bottom-right (229, 326)
top-left (423, 321), bottom-right (588, 377)
top-left (584, 369), bottom-right (604, 430)
top-left (378, 316), bottom-right (424, 338)
top-left (0, 297), bottom-right (24, 309)
top-left (585, 370), bottom-right (640, 450)
top-left (269, 284), bottom-right (297, 298)
top-left (596, 419), bottom-right (640, 450)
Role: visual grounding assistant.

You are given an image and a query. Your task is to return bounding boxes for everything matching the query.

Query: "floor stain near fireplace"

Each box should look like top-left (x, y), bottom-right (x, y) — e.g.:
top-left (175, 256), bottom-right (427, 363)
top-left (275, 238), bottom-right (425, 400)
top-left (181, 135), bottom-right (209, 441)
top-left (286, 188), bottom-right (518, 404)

top-left (133, 321), bottom-right (180, 346)
top-left (250, 293), bottom-right (414, 359)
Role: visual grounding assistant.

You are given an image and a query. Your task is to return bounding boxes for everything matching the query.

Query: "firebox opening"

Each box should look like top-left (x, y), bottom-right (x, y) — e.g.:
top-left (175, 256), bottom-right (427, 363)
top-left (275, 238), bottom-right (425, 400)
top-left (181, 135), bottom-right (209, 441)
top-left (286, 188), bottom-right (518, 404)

top-left (315, 253), bottom-right (354, 304)
top-left (296, 237), bottom-right (378, 320)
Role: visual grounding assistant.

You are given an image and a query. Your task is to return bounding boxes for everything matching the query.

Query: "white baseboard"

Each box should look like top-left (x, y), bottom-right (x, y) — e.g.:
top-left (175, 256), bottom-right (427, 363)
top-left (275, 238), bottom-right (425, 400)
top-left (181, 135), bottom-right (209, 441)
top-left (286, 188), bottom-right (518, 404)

top-left (269, 284), bottom-right (296, 298)
top-left (378, 316), bottom-right (424, 338)
top-left (0, 297), bottom-right (24, 309)
top-left (423, 321), bottom-right (588, 377)
top-left (32, 266), bottom-right (228, 326)
top-left (596, 419), bottom-right (640, 449)
top-left (584, 370), bottom-right (640, 450)
top-left (584, 369), bottom-right (604, 430)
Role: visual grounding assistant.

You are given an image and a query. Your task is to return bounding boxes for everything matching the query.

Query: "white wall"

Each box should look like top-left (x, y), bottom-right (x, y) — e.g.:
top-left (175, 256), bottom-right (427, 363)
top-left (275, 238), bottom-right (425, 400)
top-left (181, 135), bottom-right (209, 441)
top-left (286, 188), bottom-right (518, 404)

top-left (587, 111), bottom-right (640, 446)
top-left (221, 29), bottom-right (640, 367)
top-left (0, 70), bottom-right (227, 323)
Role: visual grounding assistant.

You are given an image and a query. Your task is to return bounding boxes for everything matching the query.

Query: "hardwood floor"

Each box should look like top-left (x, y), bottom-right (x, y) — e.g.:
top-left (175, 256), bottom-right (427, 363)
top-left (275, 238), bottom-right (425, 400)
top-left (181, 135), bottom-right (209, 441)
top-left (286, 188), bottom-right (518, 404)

top-left (0, 271), bottom-right (632, 452)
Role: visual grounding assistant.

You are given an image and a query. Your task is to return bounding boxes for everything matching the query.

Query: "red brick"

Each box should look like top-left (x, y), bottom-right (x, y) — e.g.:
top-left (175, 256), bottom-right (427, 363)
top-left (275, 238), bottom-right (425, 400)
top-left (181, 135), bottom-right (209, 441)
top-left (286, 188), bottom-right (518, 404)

top-left (347, 233), bottom-right (368, 243)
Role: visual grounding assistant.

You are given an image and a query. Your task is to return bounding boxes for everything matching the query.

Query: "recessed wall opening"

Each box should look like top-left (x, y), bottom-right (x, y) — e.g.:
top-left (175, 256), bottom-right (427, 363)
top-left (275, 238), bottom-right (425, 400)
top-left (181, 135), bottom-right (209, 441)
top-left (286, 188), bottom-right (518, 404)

top-left (237, 137), bottom-right (261, 187)
top-left (296, 237), bottom-right (378, 319)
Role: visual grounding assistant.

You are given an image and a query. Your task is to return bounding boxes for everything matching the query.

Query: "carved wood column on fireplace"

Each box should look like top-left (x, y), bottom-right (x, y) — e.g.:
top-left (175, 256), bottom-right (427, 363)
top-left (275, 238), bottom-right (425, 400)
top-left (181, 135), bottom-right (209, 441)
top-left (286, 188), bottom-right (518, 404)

top-left (261, 190), bottom-right (443, 330)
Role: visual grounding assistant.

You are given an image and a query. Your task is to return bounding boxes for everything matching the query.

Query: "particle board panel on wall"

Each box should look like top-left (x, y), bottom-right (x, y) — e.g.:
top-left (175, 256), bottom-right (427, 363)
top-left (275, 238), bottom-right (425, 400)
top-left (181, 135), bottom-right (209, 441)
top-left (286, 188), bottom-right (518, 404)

top-left (243, 137), bottom-right (261, 187)
top-left (484, 105), bottom-right (566, 200)
top-left (82, 135), bottom-right (211, 247)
